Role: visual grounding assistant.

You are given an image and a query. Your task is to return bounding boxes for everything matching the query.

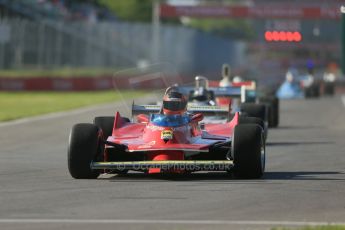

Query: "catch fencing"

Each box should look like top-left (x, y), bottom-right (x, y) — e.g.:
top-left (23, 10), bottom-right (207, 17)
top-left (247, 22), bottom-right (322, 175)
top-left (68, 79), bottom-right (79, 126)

top-left (0, 18), bottom-right (245, 76)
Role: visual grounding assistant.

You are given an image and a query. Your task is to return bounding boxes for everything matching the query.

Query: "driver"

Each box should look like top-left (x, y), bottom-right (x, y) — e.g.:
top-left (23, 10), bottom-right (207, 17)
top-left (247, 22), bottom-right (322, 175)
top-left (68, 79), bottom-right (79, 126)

top-left (219, 64), bottom-right (231, 87)
top-left (189, 76), bottom-right (215, 105)
top-left (162, 88), bottom-right (187, 115)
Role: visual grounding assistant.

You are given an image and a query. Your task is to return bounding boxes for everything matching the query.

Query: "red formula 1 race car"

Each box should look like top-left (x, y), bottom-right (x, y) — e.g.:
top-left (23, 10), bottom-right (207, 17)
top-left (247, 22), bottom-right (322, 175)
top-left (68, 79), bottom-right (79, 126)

top-left (68, 87), bottom-right (265, 179)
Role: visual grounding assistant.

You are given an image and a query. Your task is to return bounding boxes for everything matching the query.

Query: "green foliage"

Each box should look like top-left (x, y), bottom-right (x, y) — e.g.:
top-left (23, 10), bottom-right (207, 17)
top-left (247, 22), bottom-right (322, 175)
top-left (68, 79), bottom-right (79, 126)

top-left (94, 0), bottom-right (254, 38)
top-left (186, 18), bottom-right (255, 40)
top-left (98, 0), bottom-right (153, 22)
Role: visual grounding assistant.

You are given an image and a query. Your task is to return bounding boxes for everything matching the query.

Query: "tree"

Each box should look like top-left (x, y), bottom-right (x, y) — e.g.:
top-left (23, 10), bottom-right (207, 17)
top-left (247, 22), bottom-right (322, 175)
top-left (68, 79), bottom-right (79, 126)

top-left (186, 18), bottom-right (255, 40)
top-left (98, 0), bottom-right (153, 22)
top-left (96, 0), bottom-right (254, 39)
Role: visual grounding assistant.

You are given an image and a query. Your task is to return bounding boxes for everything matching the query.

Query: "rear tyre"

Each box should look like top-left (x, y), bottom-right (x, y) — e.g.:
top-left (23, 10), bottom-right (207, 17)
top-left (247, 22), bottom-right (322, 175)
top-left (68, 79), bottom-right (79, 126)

top-left (304, 87), bottom-right (312, 98)
top-left (239, 115), bottom-right (266, 141)
top-left (68, 123), bottom-right (102, 179)
top-left (323, 82), bottom-right (335, 96)
top-left (271, 97), bottom-right (279, 127)
top-left (305, 83), bottom-right (320, 98)
top-left (239, 116), bottom-right (264, 130)
top-left (232, 124), bottom-right (265, 179)
top-left (312, 83), bottom-right (320, 98)
top-left (240, 103), bottom-right (266, 122)
top-left (260, 97), bottom-right (279, 128)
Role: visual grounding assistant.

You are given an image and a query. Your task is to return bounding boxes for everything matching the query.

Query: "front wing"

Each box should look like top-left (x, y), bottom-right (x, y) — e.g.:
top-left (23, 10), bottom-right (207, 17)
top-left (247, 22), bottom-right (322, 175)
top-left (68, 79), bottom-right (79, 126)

top-left (91, 160), bottom-right (233, 171)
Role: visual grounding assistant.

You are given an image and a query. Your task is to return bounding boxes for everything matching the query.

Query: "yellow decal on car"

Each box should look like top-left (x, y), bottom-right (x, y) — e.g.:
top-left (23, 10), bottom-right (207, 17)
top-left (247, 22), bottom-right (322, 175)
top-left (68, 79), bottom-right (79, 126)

top-left (161, 130), bottom-right (173, 140)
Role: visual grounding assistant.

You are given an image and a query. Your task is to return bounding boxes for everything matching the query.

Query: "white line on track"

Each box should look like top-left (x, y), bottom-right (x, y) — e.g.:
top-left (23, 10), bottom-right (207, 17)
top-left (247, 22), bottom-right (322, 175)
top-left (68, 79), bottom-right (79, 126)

top-left (0, 219), bottom-right (344, 226)
top-left (341, 95), bottom-right (345, 108)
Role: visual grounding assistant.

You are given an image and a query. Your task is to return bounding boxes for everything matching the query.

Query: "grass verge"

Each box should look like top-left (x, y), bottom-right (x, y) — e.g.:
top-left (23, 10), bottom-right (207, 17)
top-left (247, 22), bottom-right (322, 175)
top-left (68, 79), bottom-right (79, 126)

top-left (0, 67), bottom-right (120, 78)
top-left (0, 90), bottom-right (146, 122)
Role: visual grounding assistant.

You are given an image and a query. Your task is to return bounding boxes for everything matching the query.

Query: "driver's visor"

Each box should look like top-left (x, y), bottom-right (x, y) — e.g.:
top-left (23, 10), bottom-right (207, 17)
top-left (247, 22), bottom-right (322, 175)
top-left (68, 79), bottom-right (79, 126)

top-left (163, 100), bottom-right (186, 111)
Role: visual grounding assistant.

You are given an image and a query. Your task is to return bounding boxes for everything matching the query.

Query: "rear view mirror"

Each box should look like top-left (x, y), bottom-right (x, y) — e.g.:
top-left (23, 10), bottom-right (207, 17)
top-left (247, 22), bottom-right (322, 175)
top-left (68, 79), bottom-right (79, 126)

top-left (137, 114), bottom-right (149, 123)
top-left (192, 113), bottom-right (204, 122)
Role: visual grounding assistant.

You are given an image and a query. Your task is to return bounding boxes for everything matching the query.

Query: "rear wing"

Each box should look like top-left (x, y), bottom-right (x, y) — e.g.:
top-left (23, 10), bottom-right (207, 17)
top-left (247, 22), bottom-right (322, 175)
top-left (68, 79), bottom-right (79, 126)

top-left (132, 104), bottom-right (229, 117)
top-left (231, 81), bottom-right (256, 90)
top-left (177, 85), bottom-right (257, 103)
top-left (209, 86), bottom-right (242, 98)
top-left (176, 86), bottom-right (242, 98)
top-left (211, 86), bottom-right (254, 103)
top-left (212, 86), bottom-right (257, 103)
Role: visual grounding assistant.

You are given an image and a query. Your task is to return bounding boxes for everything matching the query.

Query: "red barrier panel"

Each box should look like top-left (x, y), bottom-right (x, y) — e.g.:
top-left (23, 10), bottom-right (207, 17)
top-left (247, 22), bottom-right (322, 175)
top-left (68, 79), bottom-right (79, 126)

top-left (160, 4), bottom-right (341, 20)
top-left (0, 75), bottom-right (183, 91)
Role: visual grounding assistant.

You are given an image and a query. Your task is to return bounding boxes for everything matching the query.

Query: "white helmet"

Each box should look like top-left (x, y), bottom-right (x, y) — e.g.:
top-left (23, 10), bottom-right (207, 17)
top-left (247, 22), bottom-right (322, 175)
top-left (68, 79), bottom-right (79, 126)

top-left (195, 75), bottom-right (209, 89)
top-left (232, 76), bottom-right (243, 83)
top-left (219, 64), bottom-right (232, 87)
top-left (222, 64), bottom-right (231, 79)
top-left (286, 71), bottom-right (294, 82)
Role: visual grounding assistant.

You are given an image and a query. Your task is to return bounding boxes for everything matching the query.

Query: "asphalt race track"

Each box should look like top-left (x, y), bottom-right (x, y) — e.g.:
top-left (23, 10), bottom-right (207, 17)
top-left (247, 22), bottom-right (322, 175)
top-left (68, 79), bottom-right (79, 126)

top-left (1, 95), bottom-right (345, 230)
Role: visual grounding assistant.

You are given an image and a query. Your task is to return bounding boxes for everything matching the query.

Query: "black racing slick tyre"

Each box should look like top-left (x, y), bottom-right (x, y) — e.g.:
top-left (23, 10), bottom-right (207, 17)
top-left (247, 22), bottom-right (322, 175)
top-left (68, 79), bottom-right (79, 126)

top-left (94, 116), bottom-right (114, 139)
top-left (238, 115), bottom-right (267, 141)
top-left (232, 124), bottom-right (265, 179)
top-left (239, 116), bottom-right (264, 131)
top-left (260, 97), bottom-right (279, 128)
top-left (313, 83), bottom-right (320, 98)
top-left (93, 116), bottom-right (130, 175)
top-left (270, 97), bottom-right (279, 128)
top-left (68, 123), bottom-right (102, 179)
top-left (305, 84), bottom-right (320, 98)
top-left (304, 87), bottom-right (312, 98)
top-left (240, 103), bottom-right (266, 122)
top-left (323, 82), bottom-right (335, 96)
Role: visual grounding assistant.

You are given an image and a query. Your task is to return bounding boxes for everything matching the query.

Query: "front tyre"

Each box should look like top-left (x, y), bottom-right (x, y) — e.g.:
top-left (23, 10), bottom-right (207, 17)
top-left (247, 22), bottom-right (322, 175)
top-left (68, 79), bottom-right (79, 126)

top-left (93, 116), bottom-right (130, 139)
top-left (232, 124), bottom-right (265, 179)
top-left (68, 123), bottom-right (102, 179)
top-left (94, 116), bottom-right (114, 139)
